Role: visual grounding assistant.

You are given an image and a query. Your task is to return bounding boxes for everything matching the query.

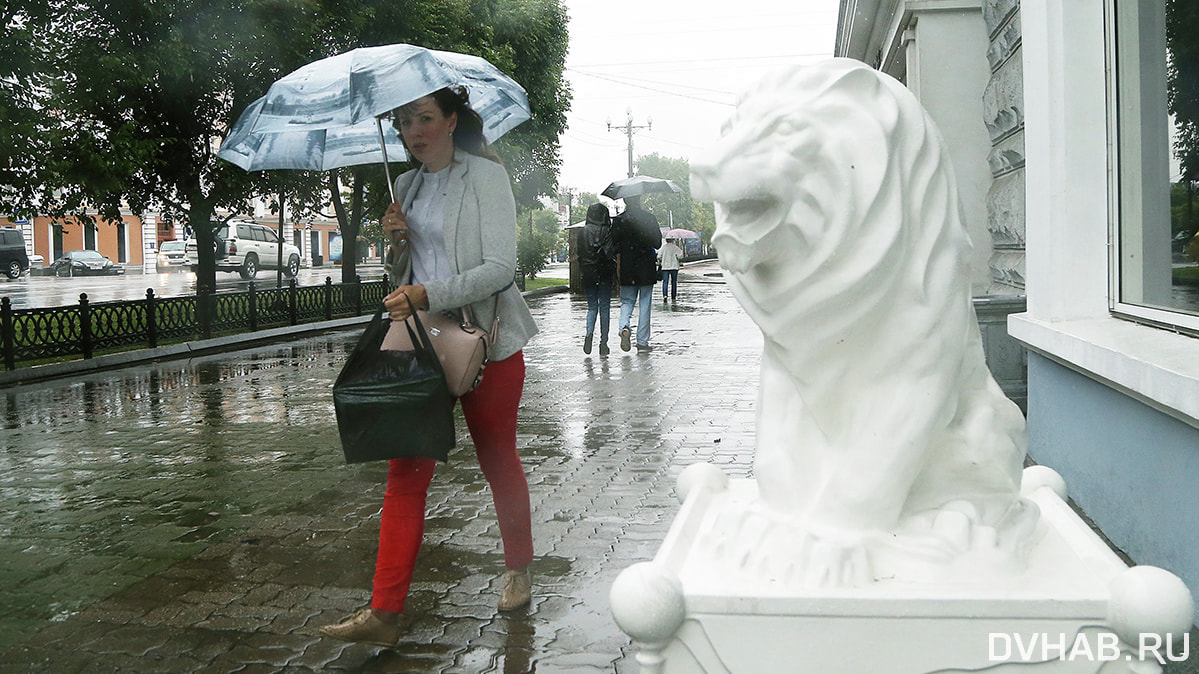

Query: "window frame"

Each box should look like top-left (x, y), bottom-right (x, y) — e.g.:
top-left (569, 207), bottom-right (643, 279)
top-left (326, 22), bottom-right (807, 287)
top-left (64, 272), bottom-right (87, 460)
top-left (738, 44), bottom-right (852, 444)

top-left (1107, 0), bottom-right (1199, 335)
top-left (1009, 0), bottom-right (1199, 429)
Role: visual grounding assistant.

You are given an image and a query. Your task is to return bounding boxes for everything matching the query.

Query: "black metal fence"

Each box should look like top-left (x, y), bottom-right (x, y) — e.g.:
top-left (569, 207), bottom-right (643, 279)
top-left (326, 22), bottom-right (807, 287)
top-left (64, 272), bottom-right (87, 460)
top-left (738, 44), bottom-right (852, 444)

top-left (0, 276), bottom-right (390, 371)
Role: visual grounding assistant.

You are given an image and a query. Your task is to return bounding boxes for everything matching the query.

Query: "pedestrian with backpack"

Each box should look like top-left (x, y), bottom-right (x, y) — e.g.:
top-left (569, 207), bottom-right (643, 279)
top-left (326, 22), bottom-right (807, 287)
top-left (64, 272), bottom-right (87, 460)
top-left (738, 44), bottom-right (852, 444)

top-left (578, 203), bottom-right (617, 355)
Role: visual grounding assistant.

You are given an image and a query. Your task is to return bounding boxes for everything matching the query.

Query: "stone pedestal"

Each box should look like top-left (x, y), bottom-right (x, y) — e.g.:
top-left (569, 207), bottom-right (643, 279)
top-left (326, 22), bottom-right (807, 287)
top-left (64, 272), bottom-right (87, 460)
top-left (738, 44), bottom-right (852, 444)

top-left (612, 465), bottom-right (1193, 674)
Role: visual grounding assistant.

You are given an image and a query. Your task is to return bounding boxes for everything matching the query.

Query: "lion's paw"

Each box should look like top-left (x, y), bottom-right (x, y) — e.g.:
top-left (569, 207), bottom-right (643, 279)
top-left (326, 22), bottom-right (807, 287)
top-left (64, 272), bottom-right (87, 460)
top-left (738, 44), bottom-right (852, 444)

top-left (703, 506), bottom-right (874, 588)
top-left (872, 498), bottom-right (1043, 582)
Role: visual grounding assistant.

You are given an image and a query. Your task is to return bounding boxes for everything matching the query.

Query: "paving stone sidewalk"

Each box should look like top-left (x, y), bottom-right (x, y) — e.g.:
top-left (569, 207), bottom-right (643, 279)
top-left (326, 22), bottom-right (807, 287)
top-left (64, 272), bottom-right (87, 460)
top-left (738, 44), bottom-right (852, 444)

top-left (0, 264), bottom-right (764, 673)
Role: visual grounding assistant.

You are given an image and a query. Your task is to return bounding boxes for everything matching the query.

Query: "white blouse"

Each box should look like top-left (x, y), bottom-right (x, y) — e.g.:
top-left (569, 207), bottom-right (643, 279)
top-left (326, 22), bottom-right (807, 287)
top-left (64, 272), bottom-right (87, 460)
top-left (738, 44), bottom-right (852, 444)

top-left (408, 166), bottom-right (452, 285)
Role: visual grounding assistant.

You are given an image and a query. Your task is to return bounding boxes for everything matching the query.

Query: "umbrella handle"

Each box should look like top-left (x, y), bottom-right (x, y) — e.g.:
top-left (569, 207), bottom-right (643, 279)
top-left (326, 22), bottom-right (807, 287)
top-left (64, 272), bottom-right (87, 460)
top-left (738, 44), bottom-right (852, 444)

top-left (376, 117), bottom-right (397, 204)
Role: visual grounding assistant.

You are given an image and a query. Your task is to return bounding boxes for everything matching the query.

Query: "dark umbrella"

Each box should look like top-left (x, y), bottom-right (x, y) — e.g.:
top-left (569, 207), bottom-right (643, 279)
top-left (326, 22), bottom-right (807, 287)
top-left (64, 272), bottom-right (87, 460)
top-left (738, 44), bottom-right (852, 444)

top-left (601, 175), bottom-right (683, 199)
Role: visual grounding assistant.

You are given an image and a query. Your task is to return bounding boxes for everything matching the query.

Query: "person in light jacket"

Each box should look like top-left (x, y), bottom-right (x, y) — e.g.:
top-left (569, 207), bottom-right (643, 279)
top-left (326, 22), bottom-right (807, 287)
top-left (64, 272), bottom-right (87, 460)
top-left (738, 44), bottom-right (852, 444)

top-left (320, 86), bottom-right (538, 648)
top-left (658, 238), bottom-right (683, 303)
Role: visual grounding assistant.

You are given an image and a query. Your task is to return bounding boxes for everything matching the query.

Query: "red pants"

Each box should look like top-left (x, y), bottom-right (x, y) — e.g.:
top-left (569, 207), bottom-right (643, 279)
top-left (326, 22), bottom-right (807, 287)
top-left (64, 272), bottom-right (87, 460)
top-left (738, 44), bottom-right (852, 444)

top-left (371, 351), bottom-right (533, 614)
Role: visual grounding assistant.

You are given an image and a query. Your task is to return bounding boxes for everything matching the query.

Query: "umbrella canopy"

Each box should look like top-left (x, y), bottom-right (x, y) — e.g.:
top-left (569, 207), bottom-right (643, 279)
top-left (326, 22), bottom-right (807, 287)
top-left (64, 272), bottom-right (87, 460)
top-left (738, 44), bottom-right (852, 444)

top-left (248, 44), bottom-right (530, 140)
top-left (216, 44), bottom-right (532, 200)
top-left (601, 175), bottom-right (683, 200)
top-left (663, 228), bottom-right (699, 240)
top-left (218, 96), bottom-right (410, 171)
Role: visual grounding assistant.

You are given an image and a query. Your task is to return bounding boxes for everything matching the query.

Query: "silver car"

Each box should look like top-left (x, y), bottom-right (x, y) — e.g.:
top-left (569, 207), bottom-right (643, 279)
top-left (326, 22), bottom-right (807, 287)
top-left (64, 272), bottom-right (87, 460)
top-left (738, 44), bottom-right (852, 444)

top-left (186, 221), bottom-right (302, 280)
top-left (155, 240), bottom-right (189, 272)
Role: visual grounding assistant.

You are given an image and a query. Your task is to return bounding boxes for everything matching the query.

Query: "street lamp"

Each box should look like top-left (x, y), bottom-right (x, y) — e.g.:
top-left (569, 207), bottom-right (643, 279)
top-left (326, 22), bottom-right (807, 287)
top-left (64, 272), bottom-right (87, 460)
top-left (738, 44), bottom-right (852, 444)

top-left (608, 108), bottom-right (652, 178)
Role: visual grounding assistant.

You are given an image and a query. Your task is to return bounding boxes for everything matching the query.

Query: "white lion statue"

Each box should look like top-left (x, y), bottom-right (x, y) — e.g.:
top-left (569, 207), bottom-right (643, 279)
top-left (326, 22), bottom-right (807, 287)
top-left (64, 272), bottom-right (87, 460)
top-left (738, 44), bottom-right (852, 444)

top-left (690, 59), bottom-right (1037, 587)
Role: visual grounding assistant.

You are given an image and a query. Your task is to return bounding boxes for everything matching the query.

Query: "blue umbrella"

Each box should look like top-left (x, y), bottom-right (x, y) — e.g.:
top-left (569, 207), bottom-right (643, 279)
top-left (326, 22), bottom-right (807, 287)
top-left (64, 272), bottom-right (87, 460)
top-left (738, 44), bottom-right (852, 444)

top-left (217, 44), bottom-right (532, 198)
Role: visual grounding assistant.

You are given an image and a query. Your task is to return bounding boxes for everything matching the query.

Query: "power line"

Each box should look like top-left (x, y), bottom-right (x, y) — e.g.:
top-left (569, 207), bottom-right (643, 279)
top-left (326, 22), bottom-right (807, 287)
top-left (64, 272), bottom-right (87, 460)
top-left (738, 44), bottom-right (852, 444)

top-left (562, 129), bottom-right (623, 148)
top-left (569, 50), bottom-right (834, 69)
top-left (567, 68), bottom-right (734, 106)
top-left (568, 66), bottom-right (734, 96)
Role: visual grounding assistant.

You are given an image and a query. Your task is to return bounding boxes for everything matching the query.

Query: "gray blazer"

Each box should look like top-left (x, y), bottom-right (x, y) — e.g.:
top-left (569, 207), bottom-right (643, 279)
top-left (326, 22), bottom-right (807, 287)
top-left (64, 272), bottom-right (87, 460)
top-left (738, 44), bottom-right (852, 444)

top-left (385, 149), bottom-right (538, 361)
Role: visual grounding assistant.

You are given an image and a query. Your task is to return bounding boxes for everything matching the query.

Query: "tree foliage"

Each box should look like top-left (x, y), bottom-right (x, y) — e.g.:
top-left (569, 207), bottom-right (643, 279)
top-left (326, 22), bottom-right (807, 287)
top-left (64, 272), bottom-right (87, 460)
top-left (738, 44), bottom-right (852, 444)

top-left (568, 191), bottom-right (602, 225)
top-left (1168, 0), bottom-right (1199, 181)
top-left (517, 205), bottom-right (559, 279)
top-left (634, 153), bottom-right (715, 249)
top-left (4, 0), bottom-right (569, 289)
top-left (23, 0), bottom-right (328, 290)
top-left (0, 0), bottom-right (56, 215)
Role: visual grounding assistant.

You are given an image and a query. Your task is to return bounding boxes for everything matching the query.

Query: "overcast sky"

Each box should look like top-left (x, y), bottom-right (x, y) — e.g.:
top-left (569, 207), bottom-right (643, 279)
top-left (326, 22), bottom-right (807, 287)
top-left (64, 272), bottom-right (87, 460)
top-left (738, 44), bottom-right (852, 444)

top-left (557, 0), bottom-right (841, 199)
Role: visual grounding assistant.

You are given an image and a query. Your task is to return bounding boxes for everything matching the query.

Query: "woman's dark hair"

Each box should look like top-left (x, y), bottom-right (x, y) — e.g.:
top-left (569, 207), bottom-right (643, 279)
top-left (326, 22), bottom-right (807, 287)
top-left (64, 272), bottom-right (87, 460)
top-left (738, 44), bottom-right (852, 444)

top-left (394, 86), bottom-right (502, 165)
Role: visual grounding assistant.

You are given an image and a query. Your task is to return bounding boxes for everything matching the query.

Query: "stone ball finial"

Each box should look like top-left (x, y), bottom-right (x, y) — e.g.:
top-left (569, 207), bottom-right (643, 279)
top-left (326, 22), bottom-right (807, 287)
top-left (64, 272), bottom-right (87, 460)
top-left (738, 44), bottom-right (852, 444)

top-left (1107, 565), bottom-right (1194, 648)
top-left (1020, 465), bottom-right (1067, 500)
top-left (676, 463), bottom-right (729, 504)
top-left (610, 562), bottom-right (687, 644)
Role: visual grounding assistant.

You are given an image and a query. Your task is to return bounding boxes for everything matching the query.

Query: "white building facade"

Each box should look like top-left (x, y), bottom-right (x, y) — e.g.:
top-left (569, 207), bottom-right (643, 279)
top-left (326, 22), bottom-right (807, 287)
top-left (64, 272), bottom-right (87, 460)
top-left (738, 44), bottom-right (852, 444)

top-left (838, 0), bottom-right (1199, 626)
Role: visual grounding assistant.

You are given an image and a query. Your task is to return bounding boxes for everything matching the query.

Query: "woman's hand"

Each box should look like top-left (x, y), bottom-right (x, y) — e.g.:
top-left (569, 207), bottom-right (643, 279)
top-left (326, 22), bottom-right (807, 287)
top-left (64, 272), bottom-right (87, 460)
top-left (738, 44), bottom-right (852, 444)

top-left (383, 284), bottom-right (429, 321)
top-left (382, 202), bottom-right (409, 246)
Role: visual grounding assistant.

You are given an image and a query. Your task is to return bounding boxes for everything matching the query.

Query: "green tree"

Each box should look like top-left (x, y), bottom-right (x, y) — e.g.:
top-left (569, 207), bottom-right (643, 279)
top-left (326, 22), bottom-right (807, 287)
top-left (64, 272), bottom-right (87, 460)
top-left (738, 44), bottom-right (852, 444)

top-left (568, 191), bottom-right (602, 225)
top-left (691, 200), bottom-right (716, 255)
top-left (0, 1), bottom-right (55, 217)
top-left (517, 205), bottom-right (559, 278)
top-left (1168, 0), bottom-right (1199, 181)
top-left (9, 0), bottom-right (569, 290)
top-left (31, 0), bottom-right (323, 291)
top-left (633, 152), bottom-right (715, 251)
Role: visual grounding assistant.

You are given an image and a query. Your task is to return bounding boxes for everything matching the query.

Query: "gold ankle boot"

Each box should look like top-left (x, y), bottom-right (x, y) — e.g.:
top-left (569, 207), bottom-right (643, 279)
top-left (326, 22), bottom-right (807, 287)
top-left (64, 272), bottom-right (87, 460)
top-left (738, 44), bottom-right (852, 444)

top-left (498, 569), bottom-right (532, 611)
top-left (319, 609), bottom-right (403, 647)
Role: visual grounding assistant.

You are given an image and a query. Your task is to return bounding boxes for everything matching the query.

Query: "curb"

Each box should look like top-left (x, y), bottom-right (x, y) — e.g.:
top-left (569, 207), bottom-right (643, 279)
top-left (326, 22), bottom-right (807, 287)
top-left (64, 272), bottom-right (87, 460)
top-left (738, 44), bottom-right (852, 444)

top-left (0, 285), bottom-right (570, 388)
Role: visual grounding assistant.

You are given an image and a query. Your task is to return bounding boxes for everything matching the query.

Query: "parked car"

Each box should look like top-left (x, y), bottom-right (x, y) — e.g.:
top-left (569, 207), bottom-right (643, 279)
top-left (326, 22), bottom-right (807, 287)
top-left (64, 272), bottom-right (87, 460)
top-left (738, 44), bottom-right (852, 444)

top-left (155, 239), bottom-right (189, 272)
top-left (0, 228), bottom-right (30, 278)
top-left (185, 221), bottom-right (302, 280)
top-left (50, 250), bottom-right (125, 276)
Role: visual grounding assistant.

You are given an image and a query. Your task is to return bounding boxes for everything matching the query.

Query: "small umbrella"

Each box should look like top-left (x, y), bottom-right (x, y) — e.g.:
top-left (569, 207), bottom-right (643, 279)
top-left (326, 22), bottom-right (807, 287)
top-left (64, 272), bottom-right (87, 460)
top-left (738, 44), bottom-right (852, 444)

top-left (601, 175), bottom-right (683, 200)
top-left (662, 228), bottom-right (699, 240)
top-left (218, 44), bottom-right (531, 199)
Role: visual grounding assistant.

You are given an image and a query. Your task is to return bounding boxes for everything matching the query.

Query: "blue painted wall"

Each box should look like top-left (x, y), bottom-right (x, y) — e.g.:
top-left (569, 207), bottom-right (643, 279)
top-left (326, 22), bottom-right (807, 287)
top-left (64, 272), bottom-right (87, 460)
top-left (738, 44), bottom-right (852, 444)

top-left (1026, 353), bottom-right (1199, 626)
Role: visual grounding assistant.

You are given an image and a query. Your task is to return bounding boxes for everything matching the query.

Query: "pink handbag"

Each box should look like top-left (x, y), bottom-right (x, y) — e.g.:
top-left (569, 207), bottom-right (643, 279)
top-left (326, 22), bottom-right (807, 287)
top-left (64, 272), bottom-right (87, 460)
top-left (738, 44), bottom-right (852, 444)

top-left (381, 305), bottom-right (497, 398)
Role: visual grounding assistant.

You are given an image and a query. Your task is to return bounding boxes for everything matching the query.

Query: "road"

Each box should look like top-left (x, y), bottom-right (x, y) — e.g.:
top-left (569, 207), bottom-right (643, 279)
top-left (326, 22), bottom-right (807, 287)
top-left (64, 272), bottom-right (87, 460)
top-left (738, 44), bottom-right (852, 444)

top-left (0, 264), bottom-right (386, 310)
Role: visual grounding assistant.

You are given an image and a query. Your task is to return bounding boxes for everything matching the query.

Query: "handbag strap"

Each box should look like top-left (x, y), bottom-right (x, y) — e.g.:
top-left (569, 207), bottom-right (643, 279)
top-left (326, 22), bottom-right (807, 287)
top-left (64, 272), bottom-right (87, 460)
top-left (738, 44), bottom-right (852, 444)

top-left (405, 272), bottom-right (512, 345)
top-left (389, 297), bottom-right (438, 356)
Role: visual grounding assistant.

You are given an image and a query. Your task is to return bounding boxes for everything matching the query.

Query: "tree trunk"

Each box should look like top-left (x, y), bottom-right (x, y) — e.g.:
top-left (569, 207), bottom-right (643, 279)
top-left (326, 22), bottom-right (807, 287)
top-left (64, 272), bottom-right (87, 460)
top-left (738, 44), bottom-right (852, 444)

top-left (189, 200), bottom-right (217, 293)
top-left (327, 170), bottom-right (362, 283)
top-left (343, 169), bottom-right (365, 283)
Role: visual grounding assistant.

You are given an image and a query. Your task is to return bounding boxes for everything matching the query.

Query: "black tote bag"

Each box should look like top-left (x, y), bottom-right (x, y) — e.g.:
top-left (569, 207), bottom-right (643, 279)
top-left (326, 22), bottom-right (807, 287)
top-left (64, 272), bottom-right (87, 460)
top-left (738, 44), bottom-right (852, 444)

top-left (333, 306), bottom-right (455, 463)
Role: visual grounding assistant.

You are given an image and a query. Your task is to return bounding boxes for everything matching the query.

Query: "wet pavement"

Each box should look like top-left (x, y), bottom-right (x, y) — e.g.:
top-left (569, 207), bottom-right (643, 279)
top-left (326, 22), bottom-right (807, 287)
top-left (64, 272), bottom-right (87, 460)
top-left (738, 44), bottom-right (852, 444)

top-left (5, 259), bottom-right (1195, 674)
top-left (0, 261), bottom-right (763, 672)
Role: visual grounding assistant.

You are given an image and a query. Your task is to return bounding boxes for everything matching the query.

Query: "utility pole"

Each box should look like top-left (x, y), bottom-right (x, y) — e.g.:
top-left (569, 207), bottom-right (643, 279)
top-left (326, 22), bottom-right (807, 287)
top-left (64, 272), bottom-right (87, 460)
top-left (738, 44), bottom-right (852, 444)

top-left (608, 107), bottom-right (652, 178)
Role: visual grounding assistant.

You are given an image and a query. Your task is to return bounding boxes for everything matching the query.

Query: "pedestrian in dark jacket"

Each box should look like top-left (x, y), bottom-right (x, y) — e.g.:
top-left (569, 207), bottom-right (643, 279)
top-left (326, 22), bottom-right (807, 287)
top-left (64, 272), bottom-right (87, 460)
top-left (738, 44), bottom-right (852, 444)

top-left (579, 203), bottom-right (616, 355)
top-left (614, 195), bottom-right (662, 351)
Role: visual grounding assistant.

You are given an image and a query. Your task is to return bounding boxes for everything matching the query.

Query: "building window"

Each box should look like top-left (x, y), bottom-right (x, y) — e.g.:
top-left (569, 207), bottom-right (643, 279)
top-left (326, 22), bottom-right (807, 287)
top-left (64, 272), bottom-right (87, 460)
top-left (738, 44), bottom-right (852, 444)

top-left (1112, 0), bottom-right (1199, 332)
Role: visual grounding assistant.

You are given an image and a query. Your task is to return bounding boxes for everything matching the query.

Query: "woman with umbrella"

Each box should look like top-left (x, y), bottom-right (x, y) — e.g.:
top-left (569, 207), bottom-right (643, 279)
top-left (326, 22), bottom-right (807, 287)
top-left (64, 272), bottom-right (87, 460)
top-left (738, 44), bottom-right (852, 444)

top-left (320, 86), bottom-right (539, 646)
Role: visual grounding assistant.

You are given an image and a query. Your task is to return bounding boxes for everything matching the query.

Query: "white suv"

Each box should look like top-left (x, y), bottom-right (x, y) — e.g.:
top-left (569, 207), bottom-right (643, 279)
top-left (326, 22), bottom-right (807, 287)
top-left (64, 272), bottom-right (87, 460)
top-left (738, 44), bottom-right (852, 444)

top-left (186, 221), bottom-right (302, 280)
